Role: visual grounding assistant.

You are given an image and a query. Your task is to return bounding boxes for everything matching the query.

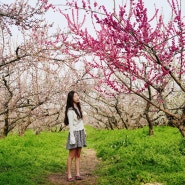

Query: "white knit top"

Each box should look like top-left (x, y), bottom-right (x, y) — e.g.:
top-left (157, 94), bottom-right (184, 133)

top-left (67, 108), bottom-right (85, 144)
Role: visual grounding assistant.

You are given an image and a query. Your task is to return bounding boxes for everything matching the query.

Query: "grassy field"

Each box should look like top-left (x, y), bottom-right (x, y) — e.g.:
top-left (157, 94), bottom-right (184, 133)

top-left (89, 126), bottom-right (185, 185)
top-left (0, 126), bottom-right (185, 185)
top-left (0, 130), bottom-right (68, 185)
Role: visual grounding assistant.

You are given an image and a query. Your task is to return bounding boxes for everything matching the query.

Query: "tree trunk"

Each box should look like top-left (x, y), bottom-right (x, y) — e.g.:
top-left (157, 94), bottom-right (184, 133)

top-left (171, 110), bottom-right (185, 137)
top-left (3, 111), bottom-right (9, 137)
top-left (145, 86), bottom-right (154, 136)
top-left (108, 118), bottom-right (114, 130)
top-left (178, 124), bottom-right (185, 137)
top-left (146, 113), bottom-right (154, 136)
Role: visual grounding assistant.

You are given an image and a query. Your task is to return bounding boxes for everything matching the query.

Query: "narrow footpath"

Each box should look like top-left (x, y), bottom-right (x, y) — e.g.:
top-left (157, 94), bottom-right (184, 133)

top-left (48, 148), bottom-right (99, 185)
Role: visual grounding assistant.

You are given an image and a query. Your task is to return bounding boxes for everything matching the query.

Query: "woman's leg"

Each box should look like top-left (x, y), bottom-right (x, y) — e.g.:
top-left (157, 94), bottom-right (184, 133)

top-left (75, 147), bottom-right (82, 177)
top-left (67, 149), bottom-right (76, 179)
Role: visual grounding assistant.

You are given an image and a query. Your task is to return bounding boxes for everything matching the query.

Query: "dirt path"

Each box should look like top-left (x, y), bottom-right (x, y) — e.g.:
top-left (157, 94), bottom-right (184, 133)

top-left (48, 148), bottom-right (99, 185)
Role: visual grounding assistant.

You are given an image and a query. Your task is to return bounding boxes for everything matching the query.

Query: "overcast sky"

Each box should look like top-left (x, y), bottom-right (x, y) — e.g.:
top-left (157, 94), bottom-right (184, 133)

top-left (51, 0), bottom-right (185, 30)
top-left (3, 0), bottom-right (185, 26)
top-left (3, 0), bottom-right (185, 45)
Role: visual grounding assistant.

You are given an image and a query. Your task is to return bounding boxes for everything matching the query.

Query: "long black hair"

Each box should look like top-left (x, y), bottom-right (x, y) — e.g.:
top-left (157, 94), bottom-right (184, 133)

top-left (64, 91), bottom-right (83, 125)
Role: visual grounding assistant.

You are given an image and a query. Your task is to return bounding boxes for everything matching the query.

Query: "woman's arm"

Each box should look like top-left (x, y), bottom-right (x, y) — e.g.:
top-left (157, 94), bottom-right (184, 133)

top-left (67, 110), bottom-right (76, 144)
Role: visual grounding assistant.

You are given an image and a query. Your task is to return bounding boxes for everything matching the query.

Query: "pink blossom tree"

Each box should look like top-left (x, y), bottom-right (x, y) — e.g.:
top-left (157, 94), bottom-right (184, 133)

top-left (57, 0), bottom-right (185, 136)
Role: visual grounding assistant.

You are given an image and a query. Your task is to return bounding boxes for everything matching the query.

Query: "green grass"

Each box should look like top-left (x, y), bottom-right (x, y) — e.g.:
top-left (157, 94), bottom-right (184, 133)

top-left (87, 126), bottom-right (185, 185)
top-left (0, 126), bottom-right (185, 185)
top-left (0, 130), bottom-right (68, 185)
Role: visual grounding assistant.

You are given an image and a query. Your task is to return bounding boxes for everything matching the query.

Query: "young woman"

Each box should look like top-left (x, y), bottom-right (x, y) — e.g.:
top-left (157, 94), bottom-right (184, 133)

top-left (64, 91), bottom-right (87, 182)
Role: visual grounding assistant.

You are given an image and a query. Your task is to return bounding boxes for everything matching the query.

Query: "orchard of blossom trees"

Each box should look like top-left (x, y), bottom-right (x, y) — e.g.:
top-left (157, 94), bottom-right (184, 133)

top-left (0, 0), bottom-right (78, 136)
top-left (0, 0), bottom-right (185, 137)
top-left (55, 0), bottom-right (185, 136)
